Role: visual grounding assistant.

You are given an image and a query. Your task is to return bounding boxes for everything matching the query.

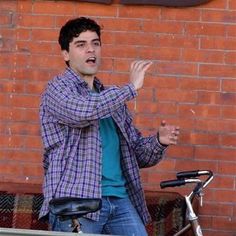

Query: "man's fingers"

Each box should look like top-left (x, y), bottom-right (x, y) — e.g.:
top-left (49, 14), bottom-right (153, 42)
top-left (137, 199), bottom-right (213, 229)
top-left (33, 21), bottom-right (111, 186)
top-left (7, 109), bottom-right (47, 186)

top-left (161, 120), bottom-right (166, 127)
top-left (143, 61), bottom-right (153, 72)
top-left (131, 60), bottom-right (152, 71)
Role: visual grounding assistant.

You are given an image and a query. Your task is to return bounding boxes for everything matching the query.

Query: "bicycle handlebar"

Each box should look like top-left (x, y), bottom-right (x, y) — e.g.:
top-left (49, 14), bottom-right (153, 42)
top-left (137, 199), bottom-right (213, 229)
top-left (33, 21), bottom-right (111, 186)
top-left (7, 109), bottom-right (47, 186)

top-left (160, 178), bottom-right (201, 189)
top-left (176, 170), bottom-right (213, 179)
top-left (160, 179), bottom-right (186, 188)
top-left (160, 169), bottom-right (213, 189)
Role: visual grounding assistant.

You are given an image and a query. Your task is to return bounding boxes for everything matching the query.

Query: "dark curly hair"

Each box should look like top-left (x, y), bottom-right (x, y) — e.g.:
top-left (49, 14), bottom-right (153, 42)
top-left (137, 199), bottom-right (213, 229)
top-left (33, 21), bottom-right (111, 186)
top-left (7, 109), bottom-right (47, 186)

top-left (58, 17), bottom-right (101, 51)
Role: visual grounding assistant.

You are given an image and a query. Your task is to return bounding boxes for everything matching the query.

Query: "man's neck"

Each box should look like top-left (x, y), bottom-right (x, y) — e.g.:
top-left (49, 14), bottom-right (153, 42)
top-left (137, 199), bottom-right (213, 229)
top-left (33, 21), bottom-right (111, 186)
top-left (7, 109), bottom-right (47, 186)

top-left (68, 67), bottom-right (96, 90)
top-left (82, 75), bottom-right (95, 90)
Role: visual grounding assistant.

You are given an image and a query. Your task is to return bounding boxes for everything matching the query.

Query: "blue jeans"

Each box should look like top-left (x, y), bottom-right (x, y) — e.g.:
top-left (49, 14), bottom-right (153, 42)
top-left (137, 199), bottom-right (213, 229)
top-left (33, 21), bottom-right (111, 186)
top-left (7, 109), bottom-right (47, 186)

top-left (49, 196), bottom-right (148, 236)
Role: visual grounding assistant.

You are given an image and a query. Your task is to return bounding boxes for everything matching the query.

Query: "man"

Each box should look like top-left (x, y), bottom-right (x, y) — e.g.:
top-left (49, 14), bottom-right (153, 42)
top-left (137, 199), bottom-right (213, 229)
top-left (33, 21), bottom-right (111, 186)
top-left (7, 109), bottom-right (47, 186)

top-left (39, 17), bottom-right (180, 235)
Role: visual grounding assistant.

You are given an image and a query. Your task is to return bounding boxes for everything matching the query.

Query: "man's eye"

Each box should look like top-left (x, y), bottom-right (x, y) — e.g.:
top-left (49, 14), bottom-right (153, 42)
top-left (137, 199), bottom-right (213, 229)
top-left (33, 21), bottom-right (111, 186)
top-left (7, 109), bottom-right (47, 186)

top-left (77, 43), bottom-right (85, 47)
top-left (93, 41), bottom-right (101, 46)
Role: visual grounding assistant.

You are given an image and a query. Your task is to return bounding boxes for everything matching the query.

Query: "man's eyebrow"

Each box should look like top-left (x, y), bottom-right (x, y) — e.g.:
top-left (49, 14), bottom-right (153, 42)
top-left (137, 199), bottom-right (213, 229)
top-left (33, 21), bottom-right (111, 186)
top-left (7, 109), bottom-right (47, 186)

top-left (73, 38), bottom-right (100, 44)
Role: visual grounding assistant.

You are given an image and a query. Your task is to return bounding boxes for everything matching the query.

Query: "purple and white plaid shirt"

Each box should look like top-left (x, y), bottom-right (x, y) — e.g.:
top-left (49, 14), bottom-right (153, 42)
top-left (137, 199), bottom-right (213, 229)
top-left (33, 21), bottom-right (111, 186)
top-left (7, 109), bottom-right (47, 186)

top-left (39, 67), bottom-right (167, 224)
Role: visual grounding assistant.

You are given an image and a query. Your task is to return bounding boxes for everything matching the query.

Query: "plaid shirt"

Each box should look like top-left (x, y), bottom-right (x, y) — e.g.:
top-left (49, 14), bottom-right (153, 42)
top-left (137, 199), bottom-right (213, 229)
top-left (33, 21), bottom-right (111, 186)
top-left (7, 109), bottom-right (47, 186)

top-left (39, 67), bottom-right (167, 224)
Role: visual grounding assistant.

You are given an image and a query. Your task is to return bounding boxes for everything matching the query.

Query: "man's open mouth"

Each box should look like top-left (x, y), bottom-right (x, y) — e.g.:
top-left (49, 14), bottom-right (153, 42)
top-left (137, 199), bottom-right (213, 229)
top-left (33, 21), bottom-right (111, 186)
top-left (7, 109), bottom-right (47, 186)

top-left (86, 57), bottom-right (96, 64)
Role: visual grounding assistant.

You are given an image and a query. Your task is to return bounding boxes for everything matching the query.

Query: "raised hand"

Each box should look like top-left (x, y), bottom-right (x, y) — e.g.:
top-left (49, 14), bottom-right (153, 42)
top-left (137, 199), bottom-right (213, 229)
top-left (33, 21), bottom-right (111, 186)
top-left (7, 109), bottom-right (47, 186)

top-left (129, 60), bottom-right (153, 91)
top-left (158, 120), bottom-right (180, 146)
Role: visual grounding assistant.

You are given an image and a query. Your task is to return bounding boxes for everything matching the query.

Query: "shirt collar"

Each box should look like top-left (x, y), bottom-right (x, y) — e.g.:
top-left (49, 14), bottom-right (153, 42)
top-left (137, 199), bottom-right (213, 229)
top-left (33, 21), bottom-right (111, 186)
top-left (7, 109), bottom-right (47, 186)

top-left (65, 67), bottom-right (104, 92)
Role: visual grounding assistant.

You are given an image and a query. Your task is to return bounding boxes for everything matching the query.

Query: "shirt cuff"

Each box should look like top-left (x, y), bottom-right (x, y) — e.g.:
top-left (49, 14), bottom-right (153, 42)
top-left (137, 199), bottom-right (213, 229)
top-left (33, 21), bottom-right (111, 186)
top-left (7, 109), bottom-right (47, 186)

top-left (126, 83), bottom-right (138, 99)
top-left (151, 135), bottom-right (168, 154)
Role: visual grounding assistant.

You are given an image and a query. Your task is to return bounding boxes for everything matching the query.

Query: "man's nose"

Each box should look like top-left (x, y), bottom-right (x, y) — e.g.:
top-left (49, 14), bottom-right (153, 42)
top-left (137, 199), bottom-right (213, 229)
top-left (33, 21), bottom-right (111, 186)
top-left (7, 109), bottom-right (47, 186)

top-left (86, 43), bottom-right (95, 52)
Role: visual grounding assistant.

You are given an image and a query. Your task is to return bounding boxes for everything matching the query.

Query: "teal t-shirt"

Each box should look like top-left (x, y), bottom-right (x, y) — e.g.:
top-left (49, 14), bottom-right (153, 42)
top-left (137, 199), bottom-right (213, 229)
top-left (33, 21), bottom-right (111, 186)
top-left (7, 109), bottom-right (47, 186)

top-left (99, 117), bottom-right (128, 198)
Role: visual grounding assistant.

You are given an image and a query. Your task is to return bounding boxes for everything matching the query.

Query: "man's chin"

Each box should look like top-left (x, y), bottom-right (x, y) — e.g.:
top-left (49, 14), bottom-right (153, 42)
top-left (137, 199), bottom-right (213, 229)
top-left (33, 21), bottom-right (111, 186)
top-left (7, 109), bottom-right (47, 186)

top-left (83, 68), bottom-right (98, 76)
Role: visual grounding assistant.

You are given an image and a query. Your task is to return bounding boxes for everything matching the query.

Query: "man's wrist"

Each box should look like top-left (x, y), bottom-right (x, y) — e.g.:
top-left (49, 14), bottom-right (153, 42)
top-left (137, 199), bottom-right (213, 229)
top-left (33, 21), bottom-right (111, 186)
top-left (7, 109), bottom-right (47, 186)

top-left (156, 132), bottom-right (168, 147)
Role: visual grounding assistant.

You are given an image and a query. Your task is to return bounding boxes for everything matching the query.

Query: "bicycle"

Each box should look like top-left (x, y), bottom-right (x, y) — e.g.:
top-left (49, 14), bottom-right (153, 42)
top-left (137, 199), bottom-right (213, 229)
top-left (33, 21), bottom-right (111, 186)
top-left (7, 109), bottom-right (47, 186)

top-left (160, 170), bottom-right (214, 236)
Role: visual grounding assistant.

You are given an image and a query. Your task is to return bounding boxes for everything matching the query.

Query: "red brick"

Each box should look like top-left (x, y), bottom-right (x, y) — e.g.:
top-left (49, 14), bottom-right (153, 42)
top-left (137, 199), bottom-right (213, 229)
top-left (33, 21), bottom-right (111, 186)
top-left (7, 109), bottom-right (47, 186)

top-left (166, 145), bottom-right (194, 159)
top-left (0, 150), bottom-right (42, 162)
top-left (229, 0), bottom-right (236, 9)
top-left (198, 92), bottom-right (235, 106)
top-left (202, 10), bottom-right (236, 23)
top-left (0, 12), bottom-right (12, 26)
top-left (201, 37), bottom-right (236, 50)
top-left (153, 159), bottom-right (176, 171)
top-left (114, 31), bottom-right (157, 46)
top-left (212, 216), bottom-right (236, 231)
top-left (200, 202), bottom-right (233, 217)
top-left (140, 47), bottom-right (181, 61)
top-left (136, 88), bottom-right (154, 102)
top-left (0, 1), bottom-right (16, 11)
top-left (200, 64), bottom-right (236, 78)
top-left (75, 3), bottom-right (117, 17)
top-left (99, 18), bottom-right (141, 32)
top-left (17, 1), bottom-right (32, 13)
top-left (158, 62), bottom-right (197, 76)
top-left (103, 45), bottom-right (137, 58)
top-left (219, 162), bottom-right (236, 176)
top-left (134, 115), bottom-right (157, 130)
top-left (142, 21), bottom-right (183, 34)
top-left (16, 28), bottom-right (31, 40)
top-left (196, 119), bottom-right (236, 133)
top-left (196, 147), bottom-right (236, 162)
top-left (182, 49), bottom-right (224, 63)
top-left (25, 81), bottom-right (47, 94)
top-left (179, 78), bottom-right (220, 91)
top-left (145, 76), bottom-right (178, 89)
top-left (118, 5), bottom-right (161, 19)
top-left (22, 163), bottom-right (43, 177)
top-left (182, 132), bottom-right (220, 146)
top-left (185, 23), bottom-right (226, 36)
top-left (30, 55), bottom-right (63, 69)
top-left (7, 123), bottom-right (40, 136)
top-left (161, 8), bottom-right (200, 21)
top-left (179, 104), bottom-right (221, 119)
top-left (24, 109), bottom-right (39, 122)
top-left (158, 35), bottom-right (199, 48)
top-left (0, 162), bottom-right (22, 175)
top-left (222, 80), bottom-right (236, 93)
top-left (155, 89), bottom-right (197, 103)
top-left (135, 101), bottom-right (177, 116)
top-left (17, 41), bottom-right (53, 54)
top-left (33, 1), bottom-right (75, 15)
top-left (175, 160), bottom-right (218, 173)
top-left (25, 136), bottom-right (42, 149)
top-left (31, 28), bottom-right (58, 41)
top-left (0, 93), bottom-right (9, 106)
top-left (225, 52), bottom-right (236, 65)
top-left (222, 106), bottom-right (236, 119)
top-left (17, 14), bottom-right (55, 28)
top-left (227, 25), bottom-right (236, 37)
top-left (211, 176), bottom-right (235, 189)
top-left (0, 80), bottom-right (25, 93)
top-left (14, 68), bottom-right (52, 81)
top-left (8, 94), bottom-right (40, 108)
top-left (203, 0), bottom-right (227, 9)
top-left (0, 135), bottom-right (25, 148)
top-left (0, 107), bottom-right (24, 121)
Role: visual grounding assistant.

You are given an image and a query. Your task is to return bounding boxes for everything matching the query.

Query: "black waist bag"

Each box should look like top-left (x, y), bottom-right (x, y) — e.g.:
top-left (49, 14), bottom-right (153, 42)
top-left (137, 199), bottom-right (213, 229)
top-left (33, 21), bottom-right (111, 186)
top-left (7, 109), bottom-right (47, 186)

top-left (49, 197), bottom-right (102, 220)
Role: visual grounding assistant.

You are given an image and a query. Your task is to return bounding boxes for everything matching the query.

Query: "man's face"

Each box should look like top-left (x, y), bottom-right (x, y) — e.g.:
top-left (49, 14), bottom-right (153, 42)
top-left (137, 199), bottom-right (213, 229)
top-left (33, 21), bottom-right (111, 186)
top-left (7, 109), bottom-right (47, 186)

top-left (62, 30), bottom-right (101, 77)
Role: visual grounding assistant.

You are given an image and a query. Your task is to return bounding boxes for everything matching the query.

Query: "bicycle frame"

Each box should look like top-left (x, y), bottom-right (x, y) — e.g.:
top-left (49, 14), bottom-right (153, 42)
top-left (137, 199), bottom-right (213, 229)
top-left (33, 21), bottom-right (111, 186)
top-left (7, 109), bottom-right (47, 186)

top-left (160, 170), bottom-right (213, 236)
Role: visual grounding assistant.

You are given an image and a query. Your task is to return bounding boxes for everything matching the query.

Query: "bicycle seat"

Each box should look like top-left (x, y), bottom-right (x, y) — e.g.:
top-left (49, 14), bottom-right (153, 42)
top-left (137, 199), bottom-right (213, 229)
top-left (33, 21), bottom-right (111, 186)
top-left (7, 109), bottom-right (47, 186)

top-left (49, 197), bottom-right (102, 220)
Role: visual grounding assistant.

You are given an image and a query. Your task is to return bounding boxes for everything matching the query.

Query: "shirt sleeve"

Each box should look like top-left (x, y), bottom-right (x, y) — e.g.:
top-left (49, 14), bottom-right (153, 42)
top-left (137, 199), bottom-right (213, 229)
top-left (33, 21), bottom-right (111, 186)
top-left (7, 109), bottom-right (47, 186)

top-left (123, 107), bottom-right (168, 168)
top-left (43, 78), bottom-right (137, 128)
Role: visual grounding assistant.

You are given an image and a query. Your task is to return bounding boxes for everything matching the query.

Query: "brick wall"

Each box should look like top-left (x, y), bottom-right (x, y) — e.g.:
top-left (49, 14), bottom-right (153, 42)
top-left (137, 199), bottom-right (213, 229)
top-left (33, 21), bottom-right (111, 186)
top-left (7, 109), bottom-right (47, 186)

top-left (0, 0), bottom-right (235, 235)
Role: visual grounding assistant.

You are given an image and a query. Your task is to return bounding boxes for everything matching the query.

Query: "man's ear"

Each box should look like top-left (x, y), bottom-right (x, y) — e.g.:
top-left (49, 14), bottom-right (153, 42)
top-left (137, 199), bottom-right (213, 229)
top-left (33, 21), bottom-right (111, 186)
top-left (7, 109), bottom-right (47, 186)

top-left (61, 50), bottom-right (69, 62)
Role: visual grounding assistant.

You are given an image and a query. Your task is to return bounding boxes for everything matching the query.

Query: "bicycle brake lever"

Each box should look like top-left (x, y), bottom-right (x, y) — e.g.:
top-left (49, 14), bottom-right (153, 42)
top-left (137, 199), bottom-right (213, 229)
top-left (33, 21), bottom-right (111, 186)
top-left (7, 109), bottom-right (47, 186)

top-left (199, 192), bottom-right (204, 207)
